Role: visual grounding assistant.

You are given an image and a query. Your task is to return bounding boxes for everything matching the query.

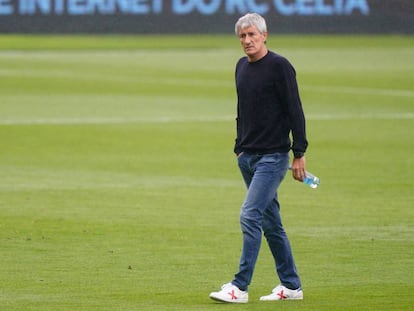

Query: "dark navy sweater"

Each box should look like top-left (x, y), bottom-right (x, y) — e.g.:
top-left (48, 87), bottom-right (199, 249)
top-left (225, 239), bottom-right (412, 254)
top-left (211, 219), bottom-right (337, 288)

top-left (234, 51), bottom-right (308, 156)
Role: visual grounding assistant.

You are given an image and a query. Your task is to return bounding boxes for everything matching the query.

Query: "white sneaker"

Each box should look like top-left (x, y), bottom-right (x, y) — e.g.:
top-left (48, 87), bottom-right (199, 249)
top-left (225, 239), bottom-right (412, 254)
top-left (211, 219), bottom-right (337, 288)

top-left (209, 283), bottom-right (248, 303)
top-left (260, 284), bottom-right (303, 301)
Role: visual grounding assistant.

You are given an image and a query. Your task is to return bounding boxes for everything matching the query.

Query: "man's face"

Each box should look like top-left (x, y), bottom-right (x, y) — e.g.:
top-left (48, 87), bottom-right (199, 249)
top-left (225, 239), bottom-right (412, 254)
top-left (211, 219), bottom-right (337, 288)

top-left (238, 25), bottom-right (268, 61)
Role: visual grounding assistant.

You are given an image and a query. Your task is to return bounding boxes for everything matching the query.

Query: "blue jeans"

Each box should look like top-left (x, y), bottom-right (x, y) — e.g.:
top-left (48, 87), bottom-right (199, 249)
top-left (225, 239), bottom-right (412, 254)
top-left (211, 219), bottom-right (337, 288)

top-left (232, 152), bottom-right (301, 291)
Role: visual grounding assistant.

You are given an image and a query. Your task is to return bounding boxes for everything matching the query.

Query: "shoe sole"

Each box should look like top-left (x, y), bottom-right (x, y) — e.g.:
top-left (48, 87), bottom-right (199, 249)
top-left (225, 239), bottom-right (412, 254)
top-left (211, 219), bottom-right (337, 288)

top-left (260, 296), bottom-right (303, 301)
top-left (209, 294), bottom-right (248, 304)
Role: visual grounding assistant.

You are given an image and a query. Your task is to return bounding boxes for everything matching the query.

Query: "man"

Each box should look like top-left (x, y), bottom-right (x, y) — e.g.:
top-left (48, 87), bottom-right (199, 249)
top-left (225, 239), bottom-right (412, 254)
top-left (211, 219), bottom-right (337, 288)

top-left (209, 13), bottom-right (308, 303)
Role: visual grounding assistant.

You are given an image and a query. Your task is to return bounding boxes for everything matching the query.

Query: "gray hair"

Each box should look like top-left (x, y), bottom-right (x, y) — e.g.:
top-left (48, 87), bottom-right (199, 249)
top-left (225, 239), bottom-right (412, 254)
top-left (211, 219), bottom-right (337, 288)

top-left (235, 13), bottom-right (267, 36)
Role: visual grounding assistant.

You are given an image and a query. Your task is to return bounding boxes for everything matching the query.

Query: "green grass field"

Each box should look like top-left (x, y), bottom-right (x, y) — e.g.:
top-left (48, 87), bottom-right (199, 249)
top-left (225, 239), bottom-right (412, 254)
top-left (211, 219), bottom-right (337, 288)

top-left (0, 35), bottom-right (413, 310)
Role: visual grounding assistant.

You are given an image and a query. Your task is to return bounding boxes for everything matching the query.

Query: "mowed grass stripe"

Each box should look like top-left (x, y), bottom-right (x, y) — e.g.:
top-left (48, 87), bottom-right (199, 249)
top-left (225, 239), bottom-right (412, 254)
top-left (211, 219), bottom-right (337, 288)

top-left (0, 167), bottom-right (241, 191)
top-left (0, 112), bottom-right (413, 125)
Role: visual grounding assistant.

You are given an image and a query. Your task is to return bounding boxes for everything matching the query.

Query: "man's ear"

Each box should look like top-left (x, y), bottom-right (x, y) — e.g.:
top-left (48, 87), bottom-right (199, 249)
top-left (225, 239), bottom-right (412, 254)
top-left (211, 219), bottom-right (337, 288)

top-left (263, 31), bottom-right (268, 44)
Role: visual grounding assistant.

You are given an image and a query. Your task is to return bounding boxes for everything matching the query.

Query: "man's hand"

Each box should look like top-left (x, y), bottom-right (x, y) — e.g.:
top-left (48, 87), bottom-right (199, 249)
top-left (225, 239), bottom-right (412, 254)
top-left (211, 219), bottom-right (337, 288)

top-left (291, 156), bottom-right (306, 182)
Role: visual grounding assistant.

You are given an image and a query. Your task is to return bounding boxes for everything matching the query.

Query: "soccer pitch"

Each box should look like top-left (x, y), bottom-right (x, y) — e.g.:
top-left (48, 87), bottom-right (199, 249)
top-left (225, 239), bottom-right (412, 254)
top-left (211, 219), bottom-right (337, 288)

top-left (0, 35), bottom-right (413, 310)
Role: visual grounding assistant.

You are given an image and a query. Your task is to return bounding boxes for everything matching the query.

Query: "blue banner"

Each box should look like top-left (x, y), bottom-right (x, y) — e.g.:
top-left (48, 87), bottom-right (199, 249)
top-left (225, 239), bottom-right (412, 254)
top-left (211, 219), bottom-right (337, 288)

top-left (0, 0), bottom-right (412, 34)
top-left (0, 0), bottom-right (371, 16)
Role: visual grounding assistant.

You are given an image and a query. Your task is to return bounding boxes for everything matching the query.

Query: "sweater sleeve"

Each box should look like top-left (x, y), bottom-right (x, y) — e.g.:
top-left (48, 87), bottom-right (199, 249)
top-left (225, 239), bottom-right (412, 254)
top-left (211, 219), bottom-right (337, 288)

top-left (277, 57), bottom-right (308, 155)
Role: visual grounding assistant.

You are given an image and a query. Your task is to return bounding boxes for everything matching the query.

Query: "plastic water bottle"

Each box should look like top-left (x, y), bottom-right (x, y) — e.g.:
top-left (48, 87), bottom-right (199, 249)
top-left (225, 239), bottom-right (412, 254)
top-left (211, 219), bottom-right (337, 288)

top-left (303, 171), bottom-right (320, 189)
top-left (289, 167), bottom-right (320, 189)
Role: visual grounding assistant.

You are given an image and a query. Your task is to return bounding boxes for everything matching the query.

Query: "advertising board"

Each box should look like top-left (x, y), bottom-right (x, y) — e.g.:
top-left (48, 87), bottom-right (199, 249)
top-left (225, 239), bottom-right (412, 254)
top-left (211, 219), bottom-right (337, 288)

top-left (0, 0), bottom-right (412, 34)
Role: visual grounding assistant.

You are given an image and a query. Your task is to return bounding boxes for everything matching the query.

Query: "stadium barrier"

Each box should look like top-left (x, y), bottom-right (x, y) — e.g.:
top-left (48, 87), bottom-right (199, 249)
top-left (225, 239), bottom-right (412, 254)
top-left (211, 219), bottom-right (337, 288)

top-left (0, 0), bottom-right (413, 34)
